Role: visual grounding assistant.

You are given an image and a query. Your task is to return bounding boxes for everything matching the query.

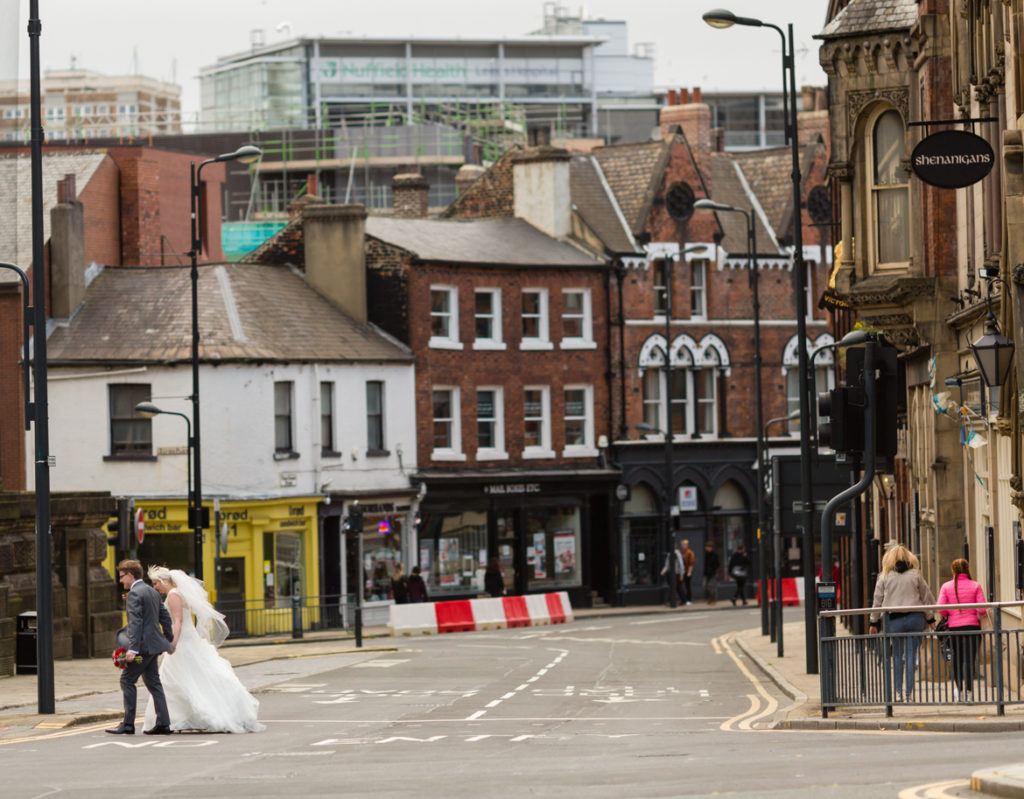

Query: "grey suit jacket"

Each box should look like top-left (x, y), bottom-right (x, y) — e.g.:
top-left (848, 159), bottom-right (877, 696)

top-left (124, 580), bottom-right (174, 655)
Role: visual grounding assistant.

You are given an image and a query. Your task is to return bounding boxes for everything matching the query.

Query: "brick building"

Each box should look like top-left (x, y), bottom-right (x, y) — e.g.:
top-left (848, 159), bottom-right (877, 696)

top-left (0, 144), bottom-right (230, 491)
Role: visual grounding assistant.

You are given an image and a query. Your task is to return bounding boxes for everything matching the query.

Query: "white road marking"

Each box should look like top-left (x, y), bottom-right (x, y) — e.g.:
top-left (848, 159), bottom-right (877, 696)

top-left (466, 711), bottom-right (486, 720)
top-left (267, 682), bottom-right (327, 692)
top-left (351, 659), bottom-right (409, 668)
top-left (464, 648), bottom-right (569, 719)
top-left (631, 615), bottom-right (710, 625)
top-left (699, 689), bottom-right (710, 700)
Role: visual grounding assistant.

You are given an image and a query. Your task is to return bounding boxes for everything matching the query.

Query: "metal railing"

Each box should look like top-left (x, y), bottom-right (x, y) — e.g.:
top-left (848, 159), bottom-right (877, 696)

top-left (217, 594), bottom-right (351, 640)
top-left (819, 601), bottom-right (1024, 718)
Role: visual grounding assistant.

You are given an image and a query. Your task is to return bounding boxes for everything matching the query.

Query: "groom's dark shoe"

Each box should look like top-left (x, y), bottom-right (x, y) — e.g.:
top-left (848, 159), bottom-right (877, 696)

top-left (106, 724), bottom-right (135, 735)
top-left (143, 724), bottom-right (172, 735)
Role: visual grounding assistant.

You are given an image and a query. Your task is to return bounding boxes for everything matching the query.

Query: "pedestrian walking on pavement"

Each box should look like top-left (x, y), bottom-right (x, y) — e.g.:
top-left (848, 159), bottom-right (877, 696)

top-left (702, 541), bottom-right (720, 605)
top-left (391, 563), bottom-right (409, 604)
top-left (868, 545), bottom-right (936, 703)
top-left (485, 556), bottom-right (505, 598)
top-left (407, 565), bottom-right (429, 602)
top-left (107, 559), bottom-right (174, 736)
top-left (727, 544), bottom-right (751, 606)
top-left (680, 540), bottom-right (695, 605)
top-left (936, 558), bottom-right (987, 703)
top-left (660, 543), bottom-right (686, 606)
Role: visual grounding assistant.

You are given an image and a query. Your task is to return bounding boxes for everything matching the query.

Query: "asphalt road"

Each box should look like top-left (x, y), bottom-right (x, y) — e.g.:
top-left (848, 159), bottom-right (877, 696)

top-left (1, 608), bottom-right (1017, 798)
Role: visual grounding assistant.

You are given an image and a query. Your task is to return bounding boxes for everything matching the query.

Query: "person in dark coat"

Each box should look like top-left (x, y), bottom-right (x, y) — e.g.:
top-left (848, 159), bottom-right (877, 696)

top-left (391, 563), bottom-right (409, 604)
top-left (727, 543), bottom-right (751, 606)
top-left (484, 556), bottom-right (505, 597)
top-left (407, 565), bottom-right (429, 603)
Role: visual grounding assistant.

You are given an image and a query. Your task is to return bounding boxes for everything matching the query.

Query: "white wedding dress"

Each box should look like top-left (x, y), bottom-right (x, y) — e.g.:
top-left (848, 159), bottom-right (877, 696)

top-left (144, 587), bottom-right (264, 733)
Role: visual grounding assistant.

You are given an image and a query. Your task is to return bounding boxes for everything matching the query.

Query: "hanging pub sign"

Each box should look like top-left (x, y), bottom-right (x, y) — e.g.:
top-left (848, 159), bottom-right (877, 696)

top-left (911, 130), bottom-right (994, 189)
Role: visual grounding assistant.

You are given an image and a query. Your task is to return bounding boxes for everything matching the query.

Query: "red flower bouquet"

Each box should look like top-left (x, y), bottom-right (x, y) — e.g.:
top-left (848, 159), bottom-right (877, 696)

top-left (112, 647), bottom-right (142, 669)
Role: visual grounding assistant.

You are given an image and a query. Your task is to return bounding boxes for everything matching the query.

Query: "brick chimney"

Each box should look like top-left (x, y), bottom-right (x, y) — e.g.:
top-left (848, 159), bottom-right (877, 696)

top-left (659, 87), bottom-right (712, 159)
top-left (288, 174), bottom-right (324, 221)
top-left (392, 172), bottom-right (430, 218)
top-left (512, 146), bottom-right (571, 239)
top-left (50, 174), bottom-right (85, 318)
top-left (302, 204), bottom-right (368, 324)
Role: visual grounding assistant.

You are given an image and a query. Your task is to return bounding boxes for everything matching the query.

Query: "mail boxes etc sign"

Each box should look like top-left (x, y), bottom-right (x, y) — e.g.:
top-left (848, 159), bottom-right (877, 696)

top-left (911, 130), bottom-right (995, 189)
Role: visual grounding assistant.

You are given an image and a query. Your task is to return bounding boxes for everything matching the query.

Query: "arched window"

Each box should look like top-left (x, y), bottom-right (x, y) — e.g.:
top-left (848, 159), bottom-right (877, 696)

top-left (781, 334), bottom-right (835, 435)
top-left (869, 109), bottom-right (910, 267)
top-left (639, 333), bottom-right (730, 438)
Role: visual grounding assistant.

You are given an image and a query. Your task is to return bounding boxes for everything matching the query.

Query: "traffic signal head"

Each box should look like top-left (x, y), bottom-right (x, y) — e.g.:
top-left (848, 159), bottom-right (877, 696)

top-left (107, 496), bottom-right (135, 554)
top-left (817, 385), bottom-right (864, 458)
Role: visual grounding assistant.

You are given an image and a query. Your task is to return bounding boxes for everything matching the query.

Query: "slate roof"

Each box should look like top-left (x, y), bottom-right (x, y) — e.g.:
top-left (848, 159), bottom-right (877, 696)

top-left (365, 217), bottom-right (604, 267)
top-left (0, 151), bottom-right (109, 282)
top-left (708, 155), bottom-right (782, 256)
top-left (45, 263), bottom-right (413, 365)
top-left (818, 0), bottom-right (917, 38)
top-left (731, 147), bottom-right (793, 240)
top-left (568, 154), bottom-right (638, 254)
top-left (591, 140), bottom-right (671, 234)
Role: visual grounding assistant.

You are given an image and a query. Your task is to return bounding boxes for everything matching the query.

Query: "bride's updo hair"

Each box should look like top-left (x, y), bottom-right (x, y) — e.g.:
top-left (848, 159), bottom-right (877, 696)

top-left (148, 565), bottom-right (175, 586)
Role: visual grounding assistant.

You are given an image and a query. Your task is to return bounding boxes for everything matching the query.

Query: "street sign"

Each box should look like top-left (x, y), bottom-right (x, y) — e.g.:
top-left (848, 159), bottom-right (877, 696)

top-left (911, 129), bottom-right (994, 188)
top-left (678, 485), bottom-right (698, 512)
top-left (136, 508), bottom-right (145, 545)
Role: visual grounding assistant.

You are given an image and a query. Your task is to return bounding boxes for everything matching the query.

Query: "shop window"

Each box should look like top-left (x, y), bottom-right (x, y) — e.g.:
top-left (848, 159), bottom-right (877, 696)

top-left (431, 386), bottom-right (464, 460)
top-left (366, 380), bottom-right (387, 454)
top-left (473, 287), bottom-right (504, 350)
top-left (361, 519), bottom-right (403, 601)
top-left (868, 108), bottom-right (910, 269)
top-left (560, 288), bottom-right (594, 349)
top-left (639, 333), bottom-right (730, 439)
top-left (523, 385), bottom-right (553, 458)
top-left (525, 505), bottom-right (581, 589)
top-left (263, 530), bottom-right (303, 607)
top-left (108, 383), bottom-right (152, 457)
top-left (320, 381), bottom-right (338, 456)
top-left (690, 260), bottom-right (707, 318)
top-left (419, 510), bottom-right (488, 596)
top-left (476, 387), bottom-right (507, 460)
top-left (562, 384), bottom-right (595, 456)
top-left (274, 381), bottom-right (294, 455)
top-left (521, 288), bottom-right (552, 350)
top-left (430, 285), bottom-right (461, 349)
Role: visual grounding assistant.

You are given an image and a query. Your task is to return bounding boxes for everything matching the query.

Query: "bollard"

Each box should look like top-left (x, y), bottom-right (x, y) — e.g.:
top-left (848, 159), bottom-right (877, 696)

top-left (291, 594), bottom-right (303, 640)
top-left (354, 605), bottom-right (363, 648)
top-left (994, 610), bottom-right (1005, 716)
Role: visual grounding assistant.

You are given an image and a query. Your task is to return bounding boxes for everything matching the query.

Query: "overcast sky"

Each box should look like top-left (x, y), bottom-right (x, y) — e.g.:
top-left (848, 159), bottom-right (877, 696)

top-left (3, 0), bottom-right (831, 117)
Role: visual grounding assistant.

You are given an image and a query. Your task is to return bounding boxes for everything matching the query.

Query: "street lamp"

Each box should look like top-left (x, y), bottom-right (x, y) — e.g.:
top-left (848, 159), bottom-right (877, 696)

top-left (703, 7), bottom-right (816, 674)
top-left (135, 402), bottom-right (193, 524)
top-left (970, 279), bottom-right (1014, 389)
top-left (188, 145), bottom-right (261, 580)
top-left (694, 198), bottom-right (767, 634)
top-left (637, 242), bottom-right (709, 608)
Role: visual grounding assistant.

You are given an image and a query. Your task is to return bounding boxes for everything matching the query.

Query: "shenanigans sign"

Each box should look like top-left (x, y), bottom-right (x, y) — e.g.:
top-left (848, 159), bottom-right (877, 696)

top-left (911, 130), bottom-right (994, 189)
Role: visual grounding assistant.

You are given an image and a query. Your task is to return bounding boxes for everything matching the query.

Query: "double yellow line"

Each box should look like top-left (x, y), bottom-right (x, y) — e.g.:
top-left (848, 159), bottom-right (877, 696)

top-left (713, 632), bottom-right (779, 732)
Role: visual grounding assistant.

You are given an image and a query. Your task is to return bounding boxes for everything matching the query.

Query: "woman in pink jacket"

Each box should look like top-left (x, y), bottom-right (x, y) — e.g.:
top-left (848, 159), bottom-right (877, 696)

top-left (936, 559), bottom-right (988, 702)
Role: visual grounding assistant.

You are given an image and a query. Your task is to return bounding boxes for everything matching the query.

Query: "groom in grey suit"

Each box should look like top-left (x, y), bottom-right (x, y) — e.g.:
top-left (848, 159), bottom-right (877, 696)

top-left (107, 559), bottom-right (175, 735)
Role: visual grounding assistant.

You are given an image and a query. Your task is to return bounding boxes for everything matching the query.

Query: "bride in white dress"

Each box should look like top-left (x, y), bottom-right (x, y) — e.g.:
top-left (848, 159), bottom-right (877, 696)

top-left (144, 566), bottom-right (264, 733)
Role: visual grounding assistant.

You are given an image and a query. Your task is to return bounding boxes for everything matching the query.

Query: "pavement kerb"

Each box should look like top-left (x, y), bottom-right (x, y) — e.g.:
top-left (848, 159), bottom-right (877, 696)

top-left (972, 766), bottom-right (1024, 799)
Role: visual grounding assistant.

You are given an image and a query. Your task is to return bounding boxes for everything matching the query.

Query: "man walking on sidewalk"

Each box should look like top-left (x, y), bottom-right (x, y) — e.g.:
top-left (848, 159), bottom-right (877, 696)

top-left (703, 541), bottom-right (720, 605)
top-left (660, 543), bottom-right (686, 606)
top-left (681, 539), bottom-right (695, 605)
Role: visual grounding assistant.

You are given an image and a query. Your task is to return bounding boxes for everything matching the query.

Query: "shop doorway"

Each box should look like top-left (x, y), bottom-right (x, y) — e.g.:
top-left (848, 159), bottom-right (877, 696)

top-left (218, 557), bottom-right (246, 636)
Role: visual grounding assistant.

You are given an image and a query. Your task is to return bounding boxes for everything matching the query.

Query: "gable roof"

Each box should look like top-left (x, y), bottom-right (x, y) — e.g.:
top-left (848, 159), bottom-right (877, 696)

top-left (591, 139), bottom-right (671, 234)
top-left (365, 217), bottom-right (604, 267)
top-left (569, 154), bottom-right (638, 254)
top-left (818, 0), bottom-right (917, 38)
top-left (45, 263), bottom-right (412, 365)
top-left (707, 155), bottom-right (782, 256)
top-left (0, 150), bottom-right (109, 282)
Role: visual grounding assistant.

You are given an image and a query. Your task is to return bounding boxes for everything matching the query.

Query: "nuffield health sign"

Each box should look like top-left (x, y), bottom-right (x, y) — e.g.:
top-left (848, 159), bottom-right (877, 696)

top-left (911, 130), bottom-right (994, 189)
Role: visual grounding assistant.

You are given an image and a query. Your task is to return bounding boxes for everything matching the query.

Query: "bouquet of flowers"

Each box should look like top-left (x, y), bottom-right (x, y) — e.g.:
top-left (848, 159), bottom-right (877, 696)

top-left (112, 647), bottom-right (143, 669)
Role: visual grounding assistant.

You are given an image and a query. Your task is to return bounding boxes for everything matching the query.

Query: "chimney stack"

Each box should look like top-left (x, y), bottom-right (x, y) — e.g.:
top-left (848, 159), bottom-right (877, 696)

top-left (392, 172), bottom-right (430, 218)
top-left (302, 204), bottom-right (368, 324)
top-left (50, 174), bottom-right (85, 318)
top-left (512, 146), bottom-right (572, 239)
top-left (659, 87), bottom-right (712, 155)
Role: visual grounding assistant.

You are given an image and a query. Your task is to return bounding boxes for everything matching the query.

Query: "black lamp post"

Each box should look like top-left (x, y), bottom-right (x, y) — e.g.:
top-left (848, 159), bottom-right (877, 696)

top-left (703, 7), bottom-right (816, 673)
top-left (188, 145), bottom-right (261, 580)
top-left (635, 244), bottom-right (708, 608)
top-left (970, 312), bottom-right (1014, 390)
top-left (693, 198), bottom-right (767, 633)
top-left (135, 401), bottom-right (192, 519)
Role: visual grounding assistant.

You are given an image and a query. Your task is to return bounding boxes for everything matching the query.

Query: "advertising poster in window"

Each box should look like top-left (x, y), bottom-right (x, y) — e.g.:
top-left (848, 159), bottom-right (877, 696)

top-left (439, 537), bottom-right (458, 585)
top-left (533, 532), bottom-right (547, 579)
top-left (553, 530), bottom-right (576, 575)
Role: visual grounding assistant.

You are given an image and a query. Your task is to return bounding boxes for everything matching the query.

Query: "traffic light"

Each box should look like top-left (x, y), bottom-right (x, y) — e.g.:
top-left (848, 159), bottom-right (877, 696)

top-left (846, 344), bottom-right (901, 472)
top-left (817, 385), bottom-right (864, 458)
top-left (106, 497), bottom-right (135, 554)
top-left (344, 507), bottom-right (363, 534)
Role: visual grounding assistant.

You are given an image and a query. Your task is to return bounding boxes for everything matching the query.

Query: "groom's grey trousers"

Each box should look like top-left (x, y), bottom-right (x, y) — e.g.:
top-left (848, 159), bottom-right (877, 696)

top-left (120, 653), bottom-right (170, 727)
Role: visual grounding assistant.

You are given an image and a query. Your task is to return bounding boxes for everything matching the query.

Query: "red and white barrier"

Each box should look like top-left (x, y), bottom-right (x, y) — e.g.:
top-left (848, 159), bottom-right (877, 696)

top-left (756, 578), bottom-right (802, 607)
top-left (389, 591), bottom-right (574, 636)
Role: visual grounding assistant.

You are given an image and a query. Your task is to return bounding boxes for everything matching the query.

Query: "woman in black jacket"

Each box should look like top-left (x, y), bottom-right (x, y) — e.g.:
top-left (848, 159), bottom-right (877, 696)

top-left (727, 544), bottom-right (751, 606)
top-left (484, 557), bottom-right (505, 598)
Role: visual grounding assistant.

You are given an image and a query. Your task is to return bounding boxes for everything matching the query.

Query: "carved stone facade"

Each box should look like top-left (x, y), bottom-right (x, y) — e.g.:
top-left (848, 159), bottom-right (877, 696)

top-left (0, 493), bottom-right (121, 677)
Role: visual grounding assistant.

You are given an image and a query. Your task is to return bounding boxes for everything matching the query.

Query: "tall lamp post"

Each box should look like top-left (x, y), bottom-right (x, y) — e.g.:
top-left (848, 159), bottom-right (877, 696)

top-left (703, 8), bottom-right (816, 673)
top-left (693, 198), bottom-right (767, 634)
top-left (637, 243), bottom-right (708, 607)
top-left (135, 401), bottom-right (192, 524)
top-left (188, 145), bottom-right (261, 580)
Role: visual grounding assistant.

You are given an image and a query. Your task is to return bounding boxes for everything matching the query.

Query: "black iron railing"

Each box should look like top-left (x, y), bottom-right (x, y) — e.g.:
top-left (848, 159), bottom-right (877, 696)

top-left (217, 594), bottom-right (351, 639)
